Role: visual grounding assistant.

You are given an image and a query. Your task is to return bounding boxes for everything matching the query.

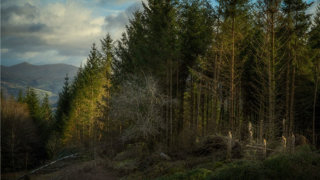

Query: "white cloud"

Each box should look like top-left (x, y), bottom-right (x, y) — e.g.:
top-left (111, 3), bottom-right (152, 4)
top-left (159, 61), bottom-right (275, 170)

top-left (16, 51), bottom-right (40, 59)
top-left (95, 0), bottom-right (142, 5)
top-left (1, 0), bottom-right (140, 66)
top-left (1, 49), bottom-right (9, 54)
top-left (37, 1), bottom-right (105, 51)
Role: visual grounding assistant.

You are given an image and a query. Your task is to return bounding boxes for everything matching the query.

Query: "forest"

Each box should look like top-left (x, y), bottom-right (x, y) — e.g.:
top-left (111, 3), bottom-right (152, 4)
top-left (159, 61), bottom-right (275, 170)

top-left (2, 0), bottom-right (320, 179)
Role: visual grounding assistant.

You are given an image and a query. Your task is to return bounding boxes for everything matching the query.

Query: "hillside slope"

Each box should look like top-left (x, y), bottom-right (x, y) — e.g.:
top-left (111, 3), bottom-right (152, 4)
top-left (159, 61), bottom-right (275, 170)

top-left (1, 62), bottom-right (78, 104)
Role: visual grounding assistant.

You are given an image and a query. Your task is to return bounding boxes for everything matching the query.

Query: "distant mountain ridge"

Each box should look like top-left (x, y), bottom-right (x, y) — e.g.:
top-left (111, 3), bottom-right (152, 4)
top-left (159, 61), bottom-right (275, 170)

top-left (1, 62), bottom-right (78, 105)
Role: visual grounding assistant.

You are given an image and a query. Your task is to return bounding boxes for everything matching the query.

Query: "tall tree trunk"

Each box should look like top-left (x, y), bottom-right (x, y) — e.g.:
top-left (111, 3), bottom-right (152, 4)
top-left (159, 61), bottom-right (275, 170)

top-left (230, 16), bottom-right (235, 132)
top-left (212, 53), bottom-right (218, 133)
top-left (313, 69), bottom-right (318, 145)
top-left (190, 76), bottom-right (194, 130)
top-left (285, 57), bottom-right (291, 137)
top-left (170, 61), bottom-right (173, 145)
top-left (289, 65), bottom-right (296, 135)
top-left (216, 43), bottom-right (223, 133)
top-left (206, 85), bottom-right (209, 135)
top-left (196, 82), bottom-right (202, 135)
top-left (166, 59), bottom-right (169, 146)
top-left (269, 11), bottom-right (276, 139)
top-left (201, 92), bottom-right (205, 136)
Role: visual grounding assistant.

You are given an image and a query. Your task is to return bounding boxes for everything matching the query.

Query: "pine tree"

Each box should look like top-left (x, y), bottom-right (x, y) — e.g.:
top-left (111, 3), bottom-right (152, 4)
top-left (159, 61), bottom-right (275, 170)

top-left (55, 74), bottom-right (71, 134)
top-left (99, 34), bottom-right (113, 137)
top-left (215, 0), bottom-right (252, 135)
top-left (17, 89), bottom-right (24, 103)
top-left (281, 0), bottom-right (312, 135)
top-left (25, 87), bottom-right (41, 122)
top-left (309, 4), bottom-right (320, 145)
top-left (63, 43), bottom-right (109, 149)
top-left (178, 0), bottom-right (215, 134)
top-left (41, 94), bottom-right (53, 124)
top-left (24, 87), bottom-right (48, 159)
top-left (114, 0), bottom-right (180, 144)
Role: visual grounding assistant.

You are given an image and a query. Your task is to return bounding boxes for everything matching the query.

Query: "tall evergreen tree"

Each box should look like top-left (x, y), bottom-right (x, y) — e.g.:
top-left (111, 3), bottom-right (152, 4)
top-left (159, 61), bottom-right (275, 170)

top-left (309, 4), bottom-right (320, 145)
top-left (281, 0), bottom-right (312, 135)
top-left (178, 0), bottom-right (214, 133)
top-left (55, 74), bottom-right (71, 134)
top-left (99, 34), bottom-right (113, 137)
top-left (17, 89), bottom-right (24, 103)
top-left (25, 87), bottom-right (41, 122)
top-left (41, 94), bottom-right (53, 124)
top-left (24, 87), bottom-right (48, 159)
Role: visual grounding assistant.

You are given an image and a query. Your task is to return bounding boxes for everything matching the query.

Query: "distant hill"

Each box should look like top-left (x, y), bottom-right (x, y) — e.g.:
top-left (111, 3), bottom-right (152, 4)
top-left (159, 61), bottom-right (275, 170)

top-left (1, 62), bottom-right (78, 105)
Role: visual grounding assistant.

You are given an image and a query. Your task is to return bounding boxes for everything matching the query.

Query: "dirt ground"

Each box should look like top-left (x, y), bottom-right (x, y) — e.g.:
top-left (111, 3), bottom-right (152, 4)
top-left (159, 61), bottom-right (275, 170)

top-left (2, 159), bottom-right (119, 180)
top-left (32, 160), bottom-right (118, 180)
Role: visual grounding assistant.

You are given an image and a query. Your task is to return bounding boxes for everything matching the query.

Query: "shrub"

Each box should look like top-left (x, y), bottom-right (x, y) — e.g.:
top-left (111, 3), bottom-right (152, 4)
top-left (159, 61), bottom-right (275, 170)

top-left (263, 146), bottom-right (320, 179)
top-left (208, 146), bottom-right (320, 180)
top-left (209, 160), bottom-right (264, 180)
top-left (110, 76), bottom-right (166, 150)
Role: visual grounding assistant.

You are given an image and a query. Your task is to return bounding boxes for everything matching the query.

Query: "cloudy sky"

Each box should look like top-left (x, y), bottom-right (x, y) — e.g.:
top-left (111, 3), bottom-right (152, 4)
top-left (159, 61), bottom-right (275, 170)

top-left (1, 0), bottom-right (318, 67)
top-left (1, 0), bottom-right (144, 66)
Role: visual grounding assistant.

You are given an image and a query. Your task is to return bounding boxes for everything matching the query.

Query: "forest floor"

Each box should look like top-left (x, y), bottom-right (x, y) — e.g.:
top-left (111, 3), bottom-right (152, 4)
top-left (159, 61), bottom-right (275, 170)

top-left (2, 158), bottom-right (119, 180)
top-left (31, 159), bottom-right (119, 180)
top-left (3, 139), bottom-right (320, 180)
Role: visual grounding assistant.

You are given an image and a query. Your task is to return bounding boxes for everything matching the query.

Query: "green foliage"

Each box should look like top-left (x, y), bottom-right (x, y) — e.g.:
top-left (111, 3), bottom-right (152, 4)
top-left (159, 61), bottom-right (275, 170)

top-left (3, 3), bottom-right (319, 180)
top-left (43, 1), bottom-right (320, 175)
top-left (55, 74), bottom-right (71, 134)
top-left (114, 0), bottom-right (179, 83)
top-left (59, 42), bottom-right (112, 151)
top-left (23, 88), bottom-right (54, 160)
top-left (25, 87), bottom-right (41, 121)
top-left (263, 146), bottom-right (320, 179)
top-left (209, 160), bottom-right (264, 180)
top-left (113, 159), bottom-right (138, 174)
top-left (208, 146), bottom-right (320, 180)
top-left (17, 89), bottom-right (24, 102)
top-left (1, 98), bottom-right (40, 172)
top-left (195, 161), bottom-right (224, 171)
top-left (41, 94), bottom-right (53, 122)
top-left (157, 168), bottom-right (212, 180)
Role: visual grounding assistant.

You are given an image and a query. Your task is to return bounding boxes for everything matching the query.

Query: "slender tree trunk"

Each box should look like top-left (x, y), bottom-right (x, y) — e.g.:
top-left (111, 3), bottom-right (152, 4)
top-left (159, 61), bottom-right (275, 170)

top-left (230, 16), bottom-right (235, 132)
top-left (213, 7), bottom-right (222, 134)
top-left (196, 82), bottom-right (202, 135)
top-left (166, 59), bottom-right (169, 146)
top-left (268, 12), bottom-right (276, 139)
top-left (313, 70), bottom-right (318, 145)
top-left (212, 53), bottom-right (218, 133)
top-left (289, 65), bottom-right (296, 135)
top-left (170, 60), bottom-right (173, 145)
top-left (193, 81), bottom-right (197, 132)
top-left (216, 43), bottom-right (222, 133)
top-left (285, 59), bottom-right (291, 137)
top-left (201, 92), bottom-right (205, 136)
top-left (206, 85), bottom-right (209, 135)
top-left (190, 76), bottom-right (194, 130)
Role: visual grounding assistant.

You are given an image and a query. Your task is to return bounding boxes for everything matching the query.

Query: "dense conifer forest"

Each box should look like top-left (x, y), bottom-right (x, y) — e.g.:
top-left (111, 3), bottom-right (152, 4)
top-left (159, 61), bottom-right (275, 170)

top-left (2, 0), bottom-right (320, 179)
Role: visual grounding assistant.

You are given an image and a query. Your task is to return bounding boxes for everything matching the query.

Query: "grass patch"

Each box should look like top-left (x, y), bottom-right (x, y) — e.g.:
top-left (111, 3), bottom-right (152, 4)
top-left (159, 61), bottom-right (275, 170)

top-left (208, 146), bottom-right (320, 180)
top-left (156, 168), bottom-right (212, 180)
top-left (113, 145), bottom-right (320, 179)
